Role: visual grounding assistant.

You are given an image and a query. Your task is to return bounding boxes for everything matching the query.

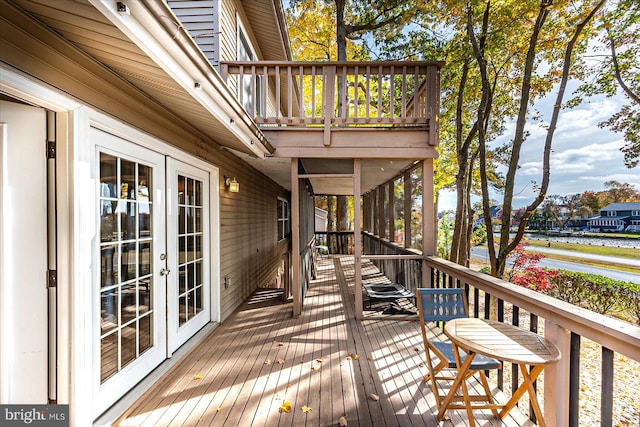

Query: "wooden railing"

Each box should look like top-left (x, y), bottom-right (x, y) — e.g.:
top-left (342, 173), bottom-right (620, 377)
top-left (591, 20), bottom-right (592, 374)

top-left (362, 232), bottom-right (640, 426)
top-left (220, 61), bottom-right (442, 131)
top-left (315, 231), bottom-right (357, 255)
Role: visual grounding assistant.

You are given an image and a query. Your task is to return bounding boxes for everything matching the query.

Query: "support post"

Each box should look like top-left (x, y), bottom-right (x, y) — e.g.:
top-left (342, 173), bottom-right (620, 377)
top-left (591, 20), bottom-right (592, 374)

top-left (404, 171), bottom-right (412, 248)
top-left (354, 159), bottom-right (362, 319)
top-left (544, 321), bottom-right (571, 427)
top-left (422, 159), bottom-right (435, 288)
top-left (291, 158), bottom-right (301, 317)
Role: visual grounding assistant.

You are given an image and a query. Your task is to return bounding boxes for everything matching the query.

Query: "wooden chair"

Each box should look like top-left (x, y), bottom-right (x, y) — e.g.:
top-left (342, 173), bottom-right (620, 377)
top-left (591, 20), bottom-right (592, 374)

top-left (416, 288), bottom-right (501, 418)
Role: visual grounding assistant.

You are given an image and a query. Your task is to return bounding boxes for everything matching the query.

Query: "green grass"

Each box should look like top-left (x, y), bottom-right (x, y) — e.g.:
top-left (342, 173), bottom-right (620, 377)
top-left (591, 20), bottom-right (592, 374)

top-left (525, 239), bottom-right (640, 260)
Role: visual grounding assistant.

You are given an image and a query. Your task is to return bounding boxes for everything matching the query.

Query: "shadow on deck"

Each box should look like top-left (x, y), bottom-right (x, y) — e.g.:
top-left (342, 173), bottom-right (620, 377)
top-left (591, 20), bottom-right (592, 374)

top-left (111, 256), bottom-right (530, 427)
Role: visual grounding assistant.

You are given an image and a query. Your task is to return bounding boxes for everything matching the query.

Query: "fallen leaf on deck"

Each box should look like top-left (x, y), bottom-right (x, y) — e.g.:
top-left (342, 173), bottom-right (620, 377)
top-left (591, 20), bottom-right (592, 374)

top-left (419, 363), bottom-right (424, 368)
top-left (311, 363), bottom-right (321, 371)
top-left (301, 405), bottom-right (312, 413)
top-left (193, 374), bottom-right (203, 380)
top-left (279, 401), bottom-right (292, 413)
top-left (353, 354), bottom-right (360, 360)
top-left (339, 416), bottom-right (348, 426)
top-left (274, 340), bottom-right (285, 347)
top-left (216, 408), bottom-right (223, 413)
top-left (265, 359), bottom-right (272, 365)
top-left (369, 393), bottom-right (379, 401)
top-left (316, 357), bottom-right (324, 362)
top-left (277, 358), bottom-right (285, 364)
top-left (367, 356), bottom-right (372, 361)
top-left (414, 347), bottom-right (420, 352)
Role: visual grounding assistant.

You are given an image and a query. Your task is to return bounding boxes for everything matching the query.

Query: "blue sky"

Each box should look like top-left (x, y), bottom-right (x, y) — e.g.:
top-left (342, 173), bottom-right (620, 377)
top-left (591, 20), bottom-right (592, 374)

top-left (438, 88), bottom-right (639, 212)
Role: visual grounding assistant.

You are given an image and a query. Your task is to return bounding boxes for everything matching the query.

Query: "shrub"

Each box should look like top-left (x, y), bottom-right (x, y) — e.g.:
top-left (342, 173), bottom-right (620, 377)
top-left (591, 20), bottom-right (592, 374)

top-left (549, 270), bottom-right (640, 324)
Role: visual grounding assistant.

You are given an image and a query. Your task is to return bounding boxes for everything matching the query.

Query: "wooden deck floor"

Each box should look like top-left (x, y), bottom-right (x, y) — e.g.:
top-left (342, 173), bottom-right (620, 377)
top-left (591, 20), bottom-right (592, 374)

top-left (113, 256), bottom-right (530, 427)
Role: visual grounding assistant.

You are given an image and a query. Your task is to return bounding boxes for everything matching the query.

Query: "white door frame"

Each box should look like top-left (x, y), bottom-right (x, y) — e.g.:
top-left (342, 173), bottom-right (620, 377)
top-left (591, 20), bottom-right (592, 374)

top-left (167, 158), bottom-right (212, 354)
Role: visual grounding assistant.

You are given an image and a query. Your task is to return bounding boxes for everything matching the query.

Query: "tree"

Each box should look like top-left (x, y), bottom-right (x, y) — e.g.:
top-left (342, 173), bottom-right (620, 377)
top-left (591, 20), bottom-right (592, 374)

top-left (573, 0), bottom-right (640, 168)
top-left (603, 180), bottom-right (640, 203)
top-left (467, 0), bottom-right (606, 278)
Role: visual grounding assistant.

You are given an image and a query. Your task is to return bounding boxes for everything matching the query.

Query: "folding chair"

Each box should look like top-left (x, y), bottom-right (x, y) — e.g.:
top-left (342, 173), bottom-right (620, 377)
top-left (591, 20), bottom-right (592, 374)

top-left (416, 288), bottom-right (501, 419)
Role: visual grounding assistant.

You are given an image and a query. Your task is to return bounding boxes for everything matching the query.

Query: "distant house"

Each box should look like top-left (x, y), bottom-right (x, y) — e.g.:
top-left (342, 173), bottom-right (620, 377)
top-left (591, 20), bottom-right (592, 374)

top-left (588, 202), bottom-right (640, 232)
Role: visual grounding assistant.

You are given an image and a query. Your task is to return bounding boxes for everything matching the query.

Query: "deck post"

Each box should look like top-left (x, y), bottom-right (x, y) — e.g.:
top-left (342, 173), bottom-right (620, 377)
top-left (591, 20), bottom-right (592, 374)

top-left (354, 159), bottom-right (363, 319)
top-left (422, 159), bottom-right (435, 288)
top-left (291, 157), bottom-right (301, 317)
top-left (403, 171), bottom-right (411, 248)
top-left (544, 320), bottom-right (571, 426)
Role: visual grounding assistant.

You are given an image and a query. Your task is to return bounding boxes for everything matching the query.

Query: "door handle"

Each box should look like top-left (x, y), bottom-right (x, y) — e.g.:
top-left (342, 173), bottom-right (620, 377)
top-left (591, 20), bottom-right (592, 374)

top-left (160, 268), bottom-right (170, 276)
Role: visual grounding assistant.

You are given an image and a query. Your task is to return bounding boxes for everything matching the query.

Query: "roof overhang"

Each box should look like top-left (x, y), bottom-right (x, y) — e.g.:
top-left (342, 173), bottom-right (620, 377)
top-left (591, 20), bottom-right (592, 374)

top-left (3, 0), bottom-right (272, 158)
top-left (90, 0), bottom-right (272, 157)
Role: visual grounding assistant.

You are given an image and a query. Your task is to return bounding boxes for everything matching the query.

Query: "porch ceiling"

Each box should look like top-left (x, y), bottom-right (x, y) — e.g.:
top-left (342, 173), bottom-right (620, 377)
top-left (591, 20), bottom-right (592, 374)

top-left (6, 0), bottom-right (271, 157)
top-left (228, 149), bottom-right (418, 195)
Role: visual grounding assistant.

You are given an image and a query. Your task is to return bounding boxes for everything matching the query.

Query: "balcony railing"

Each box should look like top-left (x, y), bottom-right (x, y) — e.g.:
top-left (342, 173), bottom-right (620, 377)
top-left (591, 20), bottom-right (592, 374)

top-left (328, 231), bottom-right (640, 426)
top-left (220, 61), bottom-right (442, 132)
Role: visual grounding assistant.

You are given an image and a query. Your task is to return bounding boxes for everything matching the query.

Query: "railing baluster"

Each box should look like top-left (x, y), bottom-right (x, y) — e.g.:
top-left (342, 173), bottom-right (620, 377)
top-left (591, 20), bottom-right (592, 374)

top-left (262, 65), bottom-right (267, 117)
top-left (569, 333), bottom-right (581, 427)
top-left (354, 65), bottom-right (359, 120)
top-left (365, 65), bottom-right (371, 121)
top-left (413, 65), bottom-right (419, 120)
top-left (275, 65), bottom-right (280, 122)
top-left (311, 65), bottom-right (316, 120)
top-left (287, 66), bottom-right (292, 121)
top-left (512, 306), bottom-right (520, 395)
top-left (238, 65), bottom-right (245, 107)
top-left (377, 65), bottom-right (383, 121)
top-left (401, 65), bottom-right (407, 120)
top-left (601, 347), bottom-right (614, 427)
top-left (341, 65), bottom-right (348, 120)
top-left (251, 65), bottom-right (256, 117)
top-left (530, 314), bottom-right (539, 424)
top-left (299, 65), bottom-right (304, 122)
top-left (389, 65), bottom-right (395, 119)
top-left (473, 288), bottom-right (479, 318)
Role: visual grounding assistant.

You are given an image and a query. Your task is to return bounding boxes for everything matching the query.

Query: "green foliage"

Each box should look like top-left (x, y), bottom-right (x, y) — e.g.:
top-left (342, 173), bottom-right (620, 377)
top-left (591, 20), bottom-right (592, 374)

top-left (437, 211), bottom-right (454, 259)
top-left (572, 0), bottom-right (640, 168)
top-left (549, 270), bottom-right (640, 324)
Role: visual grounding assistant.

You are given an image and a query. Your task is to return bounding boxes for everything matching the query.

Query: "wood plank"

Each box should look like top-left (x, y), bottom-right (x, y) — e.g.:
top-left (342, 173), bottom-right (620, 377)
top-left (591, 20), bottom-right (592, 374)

top-left (114, 257), bottom-right (530, 427)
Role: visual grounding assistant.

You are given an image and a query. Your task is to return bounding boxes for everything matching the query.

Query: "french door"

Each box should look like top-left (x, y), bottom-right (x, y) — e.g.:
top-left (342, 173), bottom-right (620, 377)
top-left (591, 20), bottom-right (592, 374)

top-left (93, 130), bottom-right (212, 416)
top-left (167, 159), bottom-right (210, 353)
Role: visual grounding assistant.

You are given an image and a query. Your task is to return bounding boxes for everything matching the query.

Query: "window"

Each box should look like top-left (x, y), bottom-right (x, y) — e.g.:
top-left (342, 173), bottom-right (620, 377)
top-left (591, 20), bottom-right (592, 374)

top-left (607, 210), bottom-right (616, 216)
top-left (237, 24), bottom-right (262, 116)
top-left (633, 210), bottom-right (640, 216)
top-left (277, 197), bottom-right (289, 241)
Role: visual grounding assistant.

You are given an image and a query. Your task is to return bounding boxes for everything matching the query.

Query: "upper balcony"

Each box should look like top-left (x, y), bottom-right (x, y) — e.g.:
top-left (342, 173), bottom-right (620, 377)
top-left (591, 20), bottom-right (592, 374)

top-left (220, 61), bottom-right (443, 158)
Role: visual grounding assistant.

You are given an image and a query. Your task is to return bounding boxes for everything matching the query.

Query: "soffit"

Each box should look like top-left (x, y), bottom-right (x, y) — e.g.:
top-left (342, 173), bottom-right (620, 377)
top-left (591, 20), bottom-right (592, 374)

top-left (9, 0), bottom-right (266, 156)
top-left (229, 150), bottom-right (416, 195)
top-left (242, 0), bottom-right (291, 61)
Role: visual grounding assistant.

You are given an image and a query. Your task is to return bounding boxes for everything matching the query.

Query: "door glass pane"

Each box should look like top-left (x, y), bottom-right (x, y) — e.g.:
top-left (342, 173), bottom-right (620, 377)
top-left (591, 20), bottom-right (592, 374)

top-left (176, 174), bottom-right (205, 328)
top-left (99, 152), bottom-right (155, 383)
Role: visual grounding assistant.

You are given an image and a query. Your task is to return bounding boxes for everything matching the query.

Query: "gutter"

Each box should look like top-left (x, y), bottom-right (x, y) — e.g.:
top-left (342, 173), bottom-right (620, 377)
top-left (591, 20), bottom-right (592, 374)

top-left (89, 0), bottom-right (274, 157)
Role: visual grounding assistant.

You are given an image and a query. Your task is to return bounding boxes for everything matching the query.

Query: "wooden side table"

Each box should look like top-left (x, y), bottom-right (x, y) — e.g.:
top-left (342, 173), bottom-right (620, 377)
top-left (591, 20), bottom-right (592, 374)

top-left (441, 318), bottom-right (561, 427)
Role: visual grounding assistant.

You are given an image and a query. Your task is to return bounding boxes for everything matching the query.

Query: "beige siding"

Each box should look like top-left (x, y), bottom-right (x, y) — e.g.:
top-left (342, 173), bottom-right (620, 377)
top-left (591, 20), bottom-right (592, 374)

top-left (2, 21), bottom-right (290, 323)
top-left (219, 161), bottom-right (290, 320)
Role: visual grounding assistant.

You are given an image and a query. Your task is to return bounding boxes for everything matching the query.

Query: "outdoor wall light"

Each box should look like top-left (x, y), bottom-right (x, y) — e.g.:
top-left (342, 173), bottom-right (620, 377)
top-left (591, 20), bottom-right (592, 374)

top-left (224, 176), bottom-right (240, 193)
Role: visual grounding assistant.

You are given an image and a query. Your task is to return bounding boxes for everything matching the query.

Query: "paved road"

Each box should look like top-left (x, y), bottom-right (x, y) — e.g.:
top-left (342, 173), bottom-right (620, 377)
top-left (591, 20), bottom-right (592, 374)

top-left (526, 246), bottom-right (640, 267)
top-left (470, 247), bottom-right (640, 283)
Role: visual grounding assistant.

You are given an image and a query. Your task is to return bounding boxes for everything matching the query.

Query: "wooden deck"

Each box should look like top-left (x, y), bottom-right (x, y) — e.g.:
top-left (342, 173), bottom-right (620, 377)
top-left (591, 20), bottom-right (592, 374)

top-left (113, 256), bottom-right (531, 427)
